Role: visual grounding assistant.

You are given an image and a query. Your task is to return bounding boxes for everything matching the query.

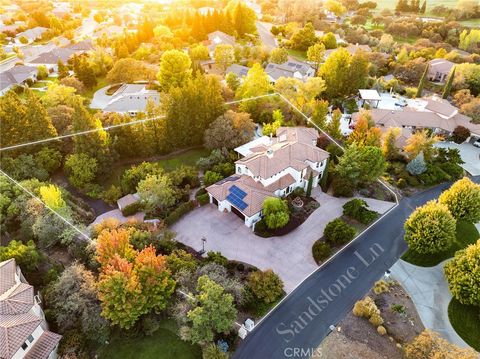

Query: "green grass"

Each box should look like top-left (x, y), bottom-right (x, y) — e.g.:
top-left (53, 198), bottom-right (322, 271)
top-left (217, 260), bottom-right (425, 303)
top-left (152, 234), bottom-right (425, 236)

top-left (102, 148), bottom-right (210, 189)
top-left (459, 18), bottom-right (480, 27)
top-left (373, 0), bottom-right (458, 12)
top-left (97, 320), bottom-right (201, 359)
top-left (286, 49), bottom-right (307, 61)
top-left (84, 76), bottom-right (109, 99)
top-left (402, 220), bottom-right (479, 267)
top-left (448, 299), bottom-right (480, 351)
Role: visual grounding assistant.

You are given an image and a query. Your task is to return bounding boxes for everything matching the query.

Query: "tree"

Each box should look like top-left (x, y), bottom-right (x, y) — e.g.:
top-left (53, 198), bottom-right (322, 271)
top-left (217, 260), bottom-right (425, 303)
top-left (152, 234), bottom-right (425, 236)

top-left (289, 22), bottom-right (317, 51)
top-left (204, 110), bottom-right (255, 150)
top-left (307, 43), bottom-right (325, 72)
top-left (306, 172), bottom-right (313, 197)
top-left (60, 76), bottom-right (85, 94)
top-left (47, 263), bottom-right (110, 342)
top-left (157, 50), bottom-right (192, 91)
top-left (0, 240), bottom-right (40, 272)
top-left (403, 130), bottom-right (438, 161)
top-left (235, 63), bottom-right (272, 114)
top-left (107, 58), bottom-right (156, 84)
top-left (439, 177), bottom-right (480, 223)
top-left (226, 72), bottom-right (240, 91)
top-left (382, 127), bottom-right (401, 160)
top-left (311, 100), bottom-right (329, 129)
top-left (404, 200), bottom-right (456, 254)
top-left (322, 32), bottom-right (337, 49)
top-left (269, 47), bottom-right (289, 64)
top-left (348, 110), bottom-right (382, 147)
top-left (442, 66), bottom-right (455, 99)
top-left (39, 184), bottom-right (67, 212)
top-left (262, 197), bottom-right (290, 229)
top-left (42, 83), bottom-right (80, 108)
top-left (189, 44), bottom-right (210, 63)
top-left (406, 152), bottom-right (427, 175)
top-left (72, 55), bottom-right (97, 88)
top-left (226, 0), bottom-right (257, 37)
top-left (405, 330), bottom-right (477, 359)
top-left (324, 218), bottom-right (356, 244)
top-left (444, 239), bottom-right (480, 307)
top-left (64, 153), bottom-right (98, 188)
top-left (96, 228), bottom-right (137, 266)
top-left (325, 0), bottom-right (347, 16)
top-left (214, 44), bottom-right (235, 72)
top-left (420, 0), bottom-right (426, 14)
top-left (37, 65), bottom-right (49, 80)
top-left (121, 162), bottom-right (165, 193)
top-left (137, 174), bottom-right (176, 213)
top-left (247, 269), bottom-right (284, 304)
top-left (187, 275), bottom-right (237, 344)
top-left (327, 109), bottom-right (342, 139)
top-left (335, 144), bottom-right (385, 186)
top-left (416, 64), bottom-right (428, 98)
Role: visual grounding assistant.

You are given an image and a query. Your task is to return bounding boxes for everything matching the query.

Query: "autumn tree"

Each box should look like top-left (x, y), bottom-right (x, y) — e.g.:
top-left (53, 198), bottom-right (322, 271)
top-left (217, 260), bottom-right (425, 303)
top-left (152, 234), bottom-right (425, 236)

top-left (204, 110), bottom-right (255, 149)
top-left (405, 330), bottom-right (477, 359)
top-left (444, 239), bottom-right (480, 307)
top-left (307, 43), bottom-right (326, 72)
top-left (186, 275), bottom-right (237, 344)
top-left (247, 269), bottom-right (284, 304)
top-left (107, 58), bottom-right (156, 84)
top-left (404, 200), bottom-right (456, 254)
top-left (438, 177), bottom-right (480, 223)
top-left (382, 127), bottom-right (401, 160)
top-left (235, 63), bottom-right (272, 115)
top-left (288, 22), bottom-right (317, 51)
top-left (348, 110), bottom-right (382, 147)
top-left (157, 50), bottom-right (192, 91)
top-left (269, 47), bottom-right (288, 64)
top-left (403, 130), bottom-right (439, 161)
top-left (214, 44), bottom-right (235, 72)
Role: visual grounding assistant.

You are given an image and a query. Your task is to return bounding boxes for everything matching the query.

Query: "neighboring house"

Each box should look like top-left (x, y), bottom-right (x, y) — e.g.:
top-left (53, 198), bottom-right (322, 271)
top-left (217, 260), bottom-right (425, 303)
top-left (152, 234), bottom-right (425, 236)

top-left (207, 127), bottom-right (329, 228)
top-left (265, 60), bottom-right (315, 83)
top-left (353, 96), bottom-right (480, 143)
top-left (0, 259), bottom-right (61, 359)
top-left (101, 84), bottom-right (160, 116)
top-left (0, 65), bottom-right (37, 95)
top-left (28, 40), bottom-right (93, 74)
top-left (427, 58), bottom-right (455, 83)
top-left (324, 43), bottom-right (372, 59)
top-left (15, 27), bottom-right (48, 44)
top-left (314, 30), bottom-right (345, 44)
top-left (207, 31), bottom-right (236, 56)
top-left (226, 64), bottom-right (250, 80)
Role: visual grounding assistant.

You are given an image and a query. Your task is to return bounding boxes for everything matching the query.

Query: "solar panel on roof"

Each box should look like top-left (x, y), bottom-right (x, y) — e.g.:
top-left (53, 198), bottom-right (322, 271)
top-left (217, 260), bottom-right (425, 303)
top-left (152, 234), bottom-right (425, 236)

top-left (226, 193), bottom-right (248, 210)
top-left (229, 185), bottom-right (247, 199)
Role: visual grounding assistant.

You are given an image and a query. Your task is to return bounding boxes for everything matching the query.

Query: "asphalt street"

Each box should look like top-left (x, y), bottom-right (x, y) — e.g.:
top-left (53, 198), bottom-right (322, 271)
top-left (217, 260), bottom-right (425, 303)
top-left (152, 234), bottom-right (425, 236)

top-left (234, 177), bottom-right (479, 359)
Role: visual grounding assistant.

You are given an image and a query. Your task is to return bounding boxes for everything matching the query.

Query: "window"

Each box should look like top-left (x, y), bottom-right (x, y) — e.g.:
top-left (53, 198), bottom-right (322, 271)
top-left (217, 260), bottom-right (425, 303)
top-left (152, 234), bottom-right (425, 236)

top-left (27, 335), bottom-right (34, 343)
top-left (21, 342), bottom-right (28, 350)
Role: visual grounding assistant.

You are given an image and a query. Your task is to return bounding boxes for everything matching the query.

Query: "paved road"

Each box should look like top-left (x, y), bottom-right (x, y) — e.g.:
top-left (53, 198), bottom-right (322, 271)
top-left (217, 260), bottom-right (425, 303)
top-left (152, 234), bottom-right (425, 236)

top-left (256, 21), bottom-right (277, 49)
top-left (233, 177), bottom-right (480, 359)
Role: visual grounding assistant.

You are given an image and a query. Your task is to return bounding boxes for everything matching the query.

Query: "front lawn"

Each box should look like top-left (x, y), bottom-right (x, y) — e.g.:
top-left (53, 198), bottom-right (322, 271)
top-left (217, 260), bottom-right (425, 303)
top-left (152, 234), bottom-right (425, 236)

top-left (448, 299), bottom-right (480, 351)
top-left (401, 220), bottom-right (479, 267)
top-left (286, 49), bottom-right (307, 61)
top-left (97, 320), bottom-right (201, 359)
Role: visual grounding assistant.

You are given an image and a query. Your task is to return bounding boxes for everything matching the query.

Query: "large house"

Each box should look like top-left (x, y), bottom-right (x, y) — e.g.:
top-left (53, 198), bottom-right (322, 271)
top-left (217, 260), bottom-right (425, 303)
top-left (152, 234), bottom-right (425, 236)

top-left (97, 83), bottom-right (161, 116)
top-left (0, 259), bottom-right (61, 359)
top-left (15, 27), bottom-right (48, 44)
top-left (265, 60), bottom-right (315, 83)
top-left (0, 65), bottom-right (37, 95)
top-left (207, 127), bottom-right (329, 228)
top-left (427, 58), bottom-right (455, 83)
top-left (353, 96), bottom-right (480, 143)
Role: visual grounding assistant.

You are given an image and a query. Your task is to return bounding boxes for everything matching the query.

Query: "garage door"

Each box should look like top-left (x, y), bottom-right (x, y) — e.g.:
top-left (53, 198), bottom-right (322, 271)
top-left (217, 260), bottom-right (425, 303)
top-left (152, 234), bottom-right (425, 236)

top-left (231, 206), bottom-right (245, 221)
top-left (212, 197), bottom-right (218, 206)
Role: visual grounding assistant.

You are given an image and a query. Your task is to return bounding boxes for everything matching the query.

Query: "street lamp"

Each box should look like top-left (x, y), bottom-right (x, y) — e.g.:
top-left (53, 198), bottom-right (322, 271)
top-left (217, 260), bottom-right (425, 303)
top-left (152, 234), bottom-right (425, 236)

top-left (199, 236), bottom-right (207, 255)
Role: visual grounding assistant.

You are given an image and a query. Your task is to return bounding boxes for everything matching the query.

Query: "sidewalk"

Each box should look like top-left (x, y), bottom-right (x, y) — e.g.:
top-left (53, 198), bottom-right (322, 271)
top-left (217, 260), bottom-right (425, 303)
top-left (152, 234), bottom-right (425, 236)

top-left (390, 259), bottom-right (470, 348)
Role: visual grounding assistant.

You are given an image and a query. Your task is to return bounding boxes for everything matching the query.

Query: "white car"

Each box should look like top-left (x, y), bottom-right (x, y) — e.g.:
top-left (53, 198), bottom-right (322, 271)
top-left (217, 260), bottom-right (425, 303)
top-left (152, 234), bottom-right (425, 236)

top-left (473, 139), bottom-right (480, 148)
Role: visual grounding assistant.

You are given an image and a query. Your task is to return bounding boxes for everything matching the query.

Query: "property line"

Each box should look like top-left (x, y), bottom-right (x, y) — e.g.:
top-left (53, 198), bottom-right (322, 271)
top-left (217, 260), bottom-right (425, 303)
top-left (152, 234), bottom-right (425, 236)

top-left (0, 93), bottom-right (278, 152)
top-left (0, 169), bottom-right (92, 241)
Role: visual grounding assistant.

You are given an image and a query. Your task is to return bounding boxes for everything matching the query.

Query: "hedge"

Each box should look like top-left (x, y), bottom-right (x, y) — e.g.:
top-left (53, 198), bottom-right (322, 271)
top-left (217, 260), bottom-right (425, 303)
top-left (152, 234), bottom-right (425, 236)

top-left (121, 202), bottom-right (142, 216)
top-left (324, 218), bottom-right (356, 245)
top-left (197, 193), bottom-right (210, 206)
top-left (342, 199), bottom-right (379, 224)
top-left (312, 241), bottom-right (332, 264)
top-left (165, 201), bottom-right (195, 226)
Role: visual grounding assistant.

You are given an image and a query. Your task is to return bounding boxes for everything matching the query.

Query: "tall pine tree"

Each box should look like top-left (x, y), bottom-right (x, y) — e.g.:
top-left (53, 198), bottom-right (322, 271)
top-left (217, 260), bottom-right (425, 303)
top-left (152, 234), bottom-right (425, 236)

top-left (442, 66), bottom-right (455, 99)
top-left (416, 64), bottom-right (429, 98)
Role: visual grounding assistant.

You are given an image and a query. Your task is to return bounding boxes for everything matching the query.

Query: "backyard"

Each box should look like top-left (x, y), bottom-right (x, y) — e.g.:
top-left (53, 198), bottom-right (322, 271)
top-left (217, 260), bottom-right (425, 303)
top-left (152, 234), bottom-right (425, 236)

top-left (97, 320), bottom-right (201, 359)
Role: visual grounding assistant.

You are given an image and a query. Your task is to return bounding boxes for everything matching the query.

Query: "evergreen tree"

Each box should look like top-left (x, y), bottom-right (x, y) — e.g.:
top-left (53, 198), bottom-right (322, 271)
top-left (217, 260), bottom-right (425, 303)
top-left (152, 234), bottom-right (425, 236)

top-left (57, 59), bottom-right (69, 79)
top-left (306, 172), bottom-right (313, 197)
top-left (0, 91), bottom-right (29, 148)
top-left (416, 64), bottom-right (428, 98)
top-left (420, 0), bottom-right (426, 14)
top-left (24, 91), bottom-right (58, 143)
top-left (442, 66), bottom-right (455, 99)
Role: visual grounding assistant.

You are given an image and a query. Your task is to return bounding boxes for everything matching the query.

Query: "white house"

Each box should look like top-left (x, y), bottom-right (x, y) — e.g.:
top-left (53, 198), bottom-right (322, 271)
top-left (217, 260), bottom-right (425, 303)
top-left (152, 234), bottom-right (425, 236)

top-left (207, 127), bottom-right (329, 228)
top-left (100, 83), bottom-right (161, 116)
top-left (427, 58), bottom-right (455, 83)
top-left (0, 259), bottom-right (61, 359)
top-left (265, 60), bottom-right (315, 83)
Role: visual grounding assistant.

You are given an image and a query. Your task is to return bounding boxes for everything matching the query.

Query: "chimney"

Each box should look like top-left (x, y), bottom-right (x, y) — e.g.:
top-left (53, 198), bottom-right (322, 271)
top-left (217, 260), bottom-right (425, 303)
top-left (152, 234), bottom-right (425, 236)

top-left (266, 148), bottom-right (274, 158)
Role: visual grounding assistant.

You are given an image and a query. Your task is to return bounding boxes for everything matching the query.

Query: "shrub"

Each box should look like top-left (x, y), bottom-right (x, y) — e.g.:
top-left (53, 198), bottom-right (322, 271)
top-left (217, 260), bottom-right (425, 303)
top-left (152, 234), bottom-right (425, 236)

top-left (391, 304), bottom-right (406, 314)
top-left (247, 269), bottom-right (284, 304)
top-left (397, 178), bottom-right (407, 188)
top-left (451, 125), bottom-right (470, 144)
top-left (332, 176), bottom-right (354, 197)
top-left (164, 201), bottom-right (195, 226)
top-left (204, 171), bottom-right (224, 186)
top-left (438, 163), bottom-right (463, 180)
top-left (202, 343), bottom-right (228, 359)
top-left (197, 193), bottom-right (210, 206)
top-left (404, 200), bottom-right (456, 254)
top-left (406, 153), bottom-right (427, 175)
top-left (342, 199), bottom-right (379, 224)
top-left (377, 326), bottom-right (387, 335)
top-left (312, 241), bottom-right (332, 264)
top-left (121, 201), bottom-right (142, 216)
top-left (418, 164), bottom-right (450, 186)
top-left (352, 296), bottom-right (383, 327)
top-left (439, 177), bottom-right (480, 223)
top-left (324, 218), bottom-right (356, 245)
top-left (102, 185), bottom-right (122, 205)
top-left (373, 280), bottom-right (390, 294)
top-left (205, 251), bottom-right (228, 266)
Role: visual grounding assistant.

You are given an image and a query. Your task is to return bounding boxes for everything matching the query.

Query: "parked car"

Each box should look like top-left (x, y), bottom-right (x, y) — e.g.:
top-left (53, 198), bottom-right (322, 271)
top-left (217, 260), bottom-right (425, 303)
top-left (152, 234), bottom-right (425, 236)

top-left (473, 139), bottom-right (480, 148)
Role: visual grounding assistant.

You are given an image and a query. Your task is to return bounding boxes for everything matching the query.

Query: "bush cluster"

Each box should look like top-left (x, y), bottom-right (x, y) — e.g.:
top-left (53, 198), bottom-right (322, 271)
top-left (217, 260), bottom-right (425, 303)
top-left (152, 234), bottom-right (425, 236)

top-left (164, 201), bottom-right (195, 226)
top-left (121, 202), bottom-right (142, 216)
top-left (197, 193), bottom-right (210, 206)
top-left (324, 218), bottom-right (356, 245)
top-left (352, 296), bottom-right (384, 328)
top-left (312, 241), bottom-right (332, 264)
top-left (342, 199), bottom-right (379, 224)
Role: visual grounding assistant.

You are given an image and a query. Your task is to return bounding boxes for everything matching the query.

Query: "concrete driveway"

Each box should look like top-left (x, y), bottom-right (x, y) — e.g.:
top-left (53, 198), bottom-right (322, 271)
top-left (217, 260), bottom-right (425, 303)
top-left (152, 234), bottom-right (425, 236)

top-left (90, 84), bottom-right (112, 109)
top-left (391, 259), bottom-right (470, 348)
top-left (172, 189), bottom-right (394, 293)
top-left (435, 141), bottom-right (480, 176)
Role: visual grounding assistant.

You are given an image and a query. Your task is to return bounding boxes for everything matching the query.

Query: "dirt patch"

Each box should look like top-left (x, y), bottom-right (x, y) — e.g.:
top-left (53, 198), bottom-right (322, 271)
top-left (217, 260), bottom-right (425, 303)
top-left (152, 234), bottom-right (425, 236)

top-left (317, 281), bottom-right (424, 358)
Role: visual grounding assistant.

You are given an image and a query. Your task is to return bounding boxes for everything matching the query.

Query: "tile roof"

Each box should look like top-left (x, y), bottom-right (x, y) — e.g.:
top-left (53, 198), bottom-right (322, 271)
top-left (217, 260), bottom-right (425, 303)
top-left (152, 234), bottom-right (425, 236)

top-left (0, 313), bottom-right (42, 359)
top-left (0, 260), bottom-right (17, 296)
top-left (0, 282), bottom-right (34, 315)
top-left (428, 58), bottom-right (455, 74)
top-left (24, 331), bottom-right (62, 359)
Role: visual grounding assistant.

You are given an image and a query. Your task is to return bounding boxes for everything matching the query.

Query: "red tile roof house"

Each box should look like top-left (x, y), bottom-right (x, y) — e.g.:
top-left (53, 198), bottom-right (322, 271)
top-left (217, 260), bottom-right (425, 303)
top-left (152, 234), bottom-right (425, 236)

top-left (0, 259), bottom-right (61, 359)
top-left (206, 127), bottom-right (329, 229)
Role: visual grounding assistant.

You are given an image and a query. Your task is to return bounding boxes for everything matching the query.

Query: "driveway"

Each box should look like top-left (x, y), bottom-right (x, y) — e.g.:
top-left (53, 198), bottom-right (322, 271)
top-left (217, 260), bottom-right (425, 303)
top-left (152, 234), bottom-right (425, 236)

top-left (172, 188), bottom-right (394, 293)
top-left (256, 21), bottom-right (277, 49)
top-left (435, 141), bottom-right (480, 176)
top-left (391, 259), bottom-right (470, 348)
top-left (90, 84), bottom-right (112, 109)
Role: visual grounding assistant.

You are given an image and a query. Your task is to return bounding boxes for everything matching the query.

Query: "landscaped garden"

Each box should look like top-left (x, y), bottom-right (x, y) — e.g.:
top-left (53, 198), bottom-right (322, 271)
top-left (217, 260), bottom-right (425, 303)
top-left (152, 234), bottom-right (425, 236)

top-left (448, 299), bottom-right (480, 352)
